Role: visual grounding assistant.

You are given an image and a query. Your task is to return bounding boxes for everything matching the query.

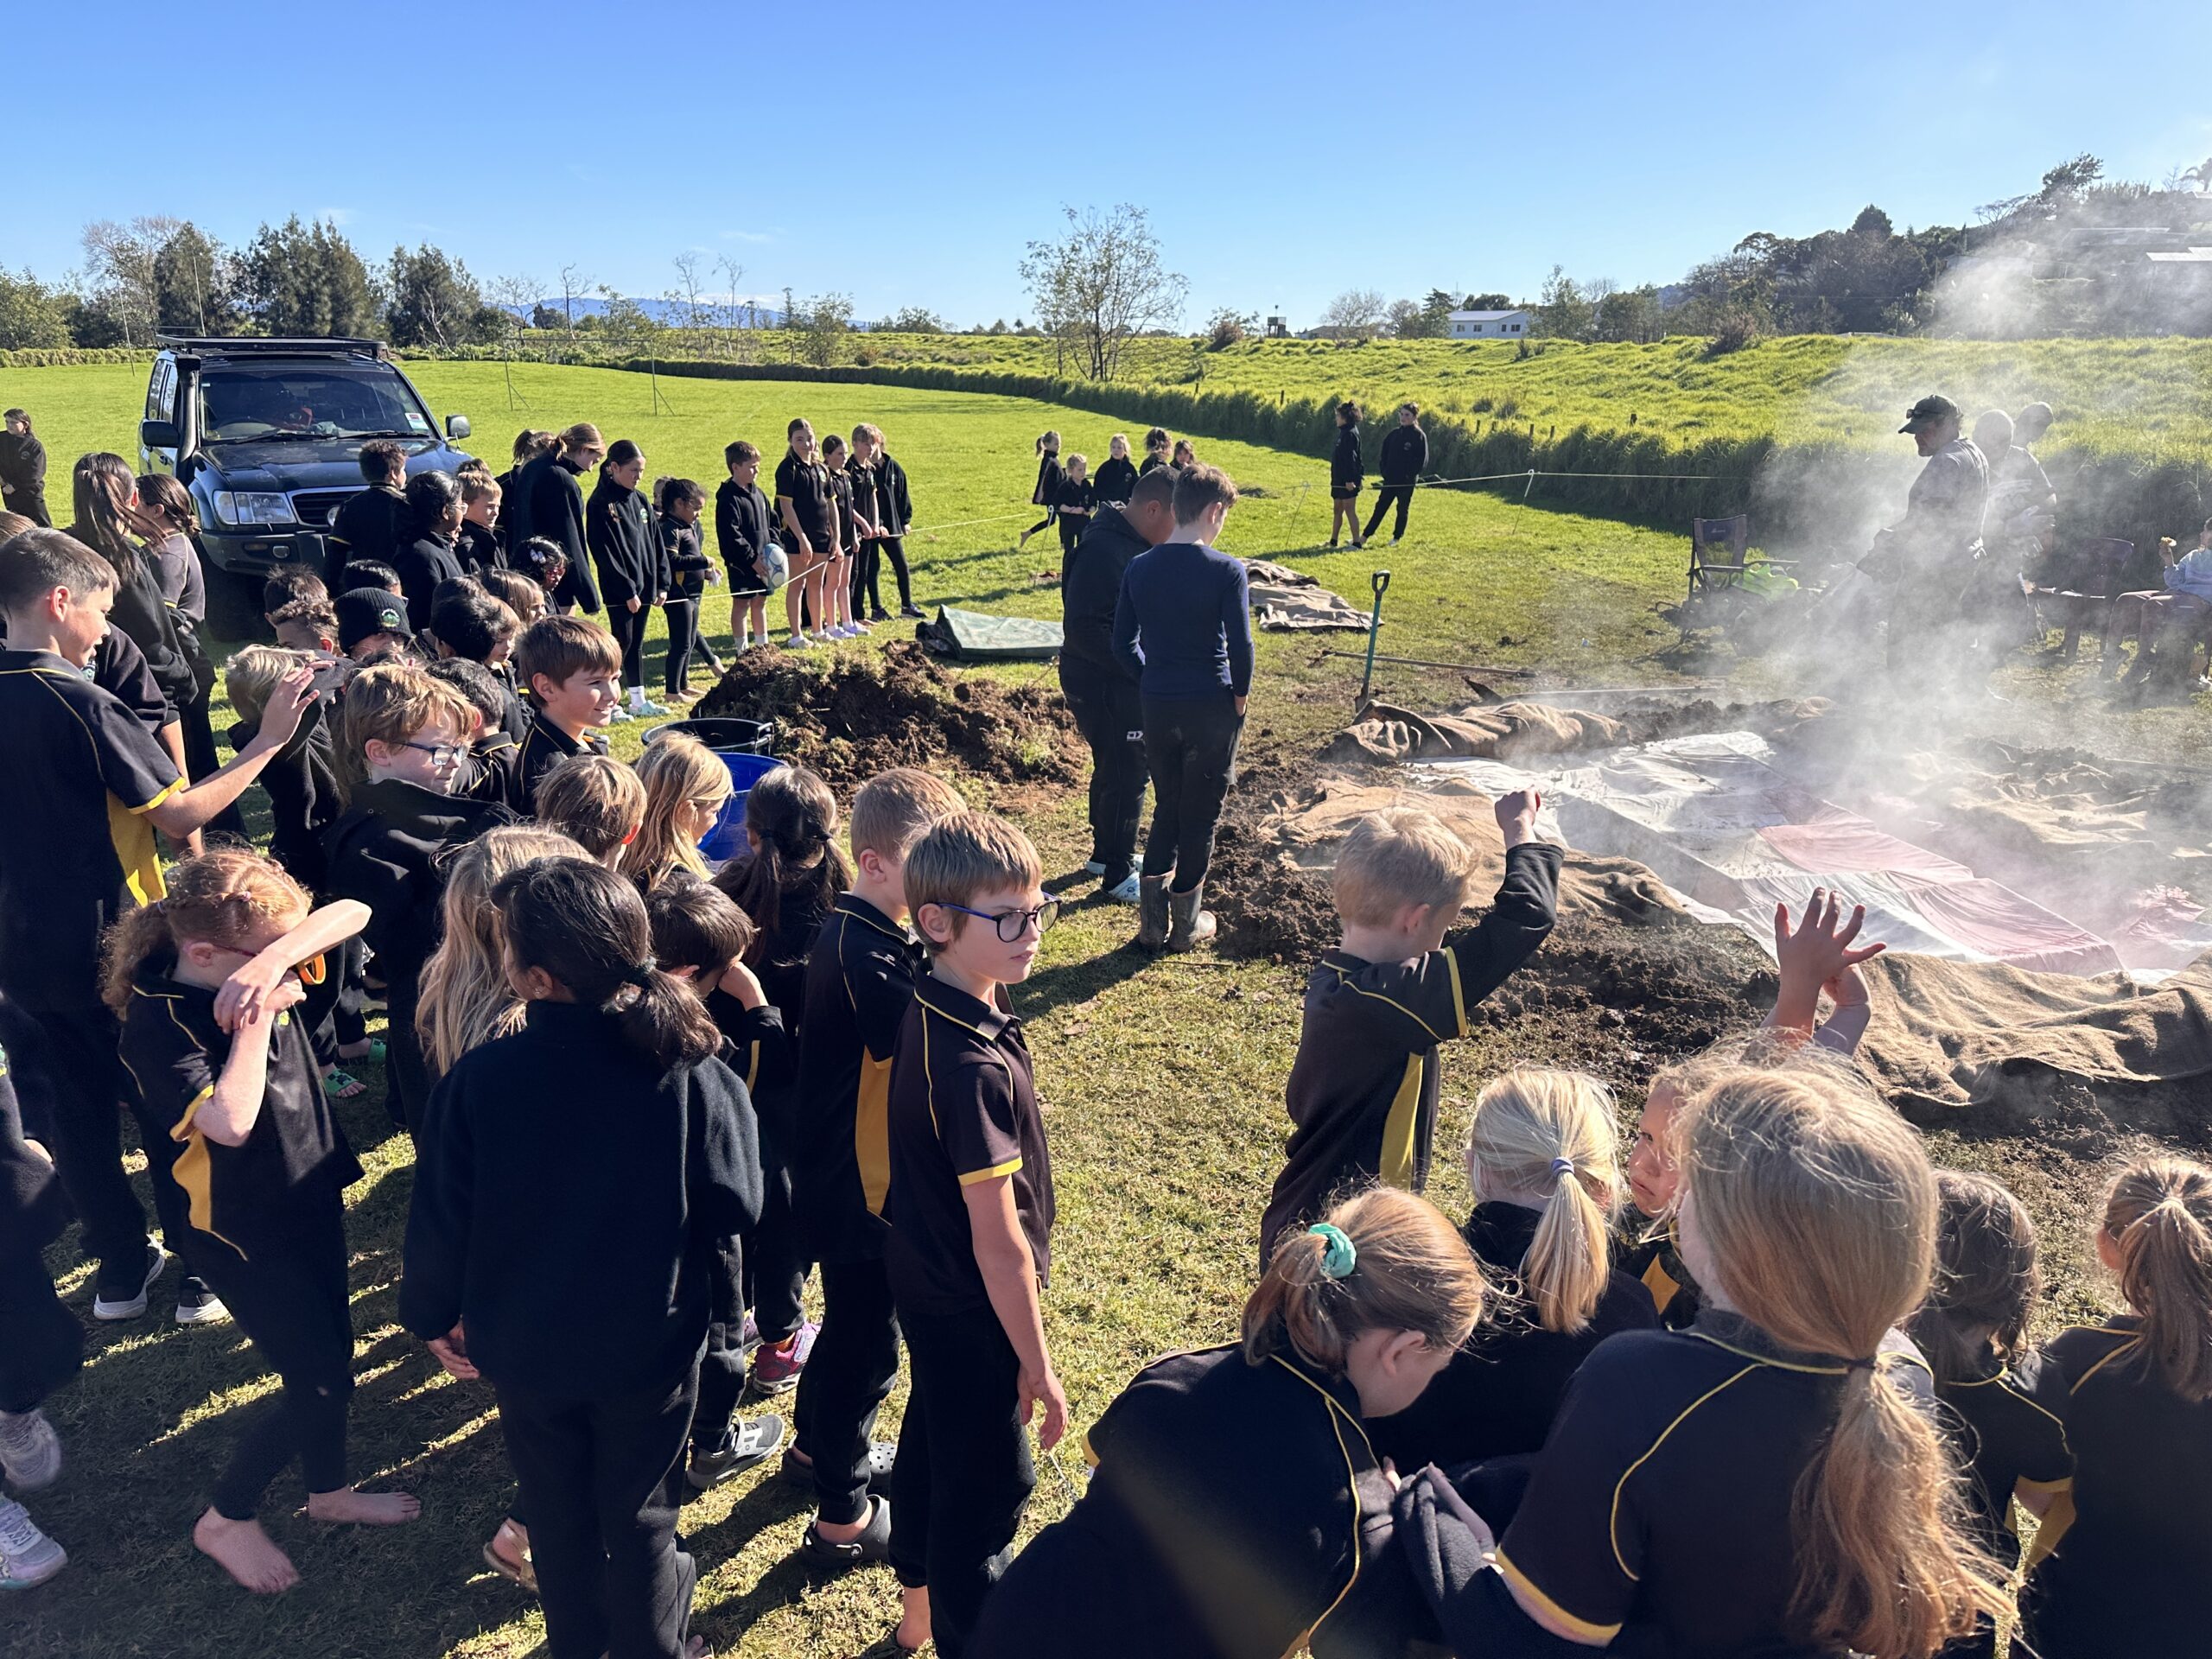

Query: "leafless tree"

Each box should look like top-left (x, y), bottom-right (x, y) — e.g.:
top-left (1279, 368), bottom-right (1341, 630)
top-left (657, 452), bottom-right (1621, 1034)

top-left (81, 218), bottom-right (169, 345)
top-left (1018, 204), bottom-right (1187, 380)
top-left (1317, 288), bottom-right (1387, 339)
top-left (557, 263), bottom-right (593, 348)
top-left (714, 255), bottom-right (748, 358)
top-left (669, 251), bottom-right (708, 343)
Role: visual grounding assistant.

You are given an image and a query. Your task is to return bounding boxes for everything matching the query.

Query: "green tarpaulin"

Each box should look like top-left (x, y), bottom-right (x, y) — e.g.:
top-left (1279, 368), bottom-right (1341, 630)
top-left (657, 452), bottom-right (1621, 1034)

top-left (915, 606), bottom-right (1065, 663)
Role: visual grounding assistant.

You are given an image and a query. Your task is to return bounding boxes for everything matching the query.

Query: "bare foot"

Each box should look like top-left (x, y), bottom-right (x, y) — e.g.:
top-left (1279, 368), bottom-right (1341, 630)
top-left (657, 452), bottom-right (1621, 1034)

top-left (306, 1485), bottom-right (422, 1525)
top-left (894, 1584), bottom-right (932, 1652)
top-left (194, 1506), bottom-right (300, 1594)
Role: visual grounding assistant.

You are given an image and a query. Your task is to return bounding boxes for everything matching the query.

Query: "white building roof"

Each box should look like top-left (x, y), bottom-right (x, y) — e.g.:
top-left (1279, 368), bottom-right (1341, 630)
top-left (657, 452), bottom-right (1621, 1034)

top-left (1447, 308), bottom-right (1529, 321)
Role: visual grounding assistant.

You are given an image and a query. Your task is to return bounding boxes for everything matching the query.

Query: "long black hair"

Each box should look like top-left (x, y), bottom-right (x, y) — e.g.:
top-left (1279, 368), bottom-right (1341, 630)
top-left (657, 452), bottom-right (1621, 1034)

top-left (407, 469), bottom-right (463, 541)
top-left (69, 452), bottom-right (149, 582)
top-left (712, 764), bottom-right (851, 966)
top-left (493, 856), bottom-right (721, 1070)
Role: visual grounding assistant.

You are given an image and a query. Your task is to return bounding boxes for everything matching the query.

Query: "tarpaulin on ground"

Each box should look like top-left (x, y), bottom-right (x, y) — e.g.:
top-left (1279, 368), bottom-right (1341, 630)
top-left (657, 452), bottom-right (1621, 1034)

top-left (1423, 733), bottom-right (2124, 976)
top-left (1324, 702), bottom-right (1632, 766)
top-left (1855, 949), bottom-right (2212, 1115)
top-left (1259, 774), bottom-right (1687, 926)
top-left (913, 607), bottom-right (1064, 662)
top-left (1240, 559), bottom-right (1370, 632)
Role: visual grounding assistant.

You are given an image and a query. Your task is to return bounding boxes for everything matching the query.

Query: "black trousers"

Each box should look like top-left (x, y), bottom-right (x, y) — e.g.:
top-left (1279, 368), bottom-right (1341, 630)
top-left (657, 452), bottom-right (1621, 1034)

top-left (5, 489), bottom-right (51, 528)
top-left (1056, 515), bottom-right (1086, 560)
top-left (179, 691), bottom-right (249, 841)
top-left (609, 601), bottom-right (651, 689)
top-left (13, 1003), bottom-right (148, 1271)
top-left (1059, 658), bottom-right (1148, 884)
top-left (200, 1201), bottom-right (355, 1519)
top-left (1363, 484), bottom-right (1414, 541)
top-left (691, 1236), bottom-right (747, 1455)
top-left (851, 540), bottom-right (881, 616)
top-left (742, 1158), bottom-right (809, 1345)
top-left (793, 1255), bottom-right (900, 1526)
top-left (875, 536), bottom-right (914, 611)
top-left (662, 599), bottom-right (699, 694)
top-left (1139, 696), bottom-right (1244, 891)
top-left (0, 1242), bottom-right (83, 1414)
top-left (385, 983), bottom-right (434, 1136)
top-left (889, 1300), bottom-right (1034, 1659)
top-left (497, 1368), bottom-right (700, 1659)
top-left (307, 938), bottom-right (369, 1069)
top-left (1022, 510), bottom-right (1055, 539)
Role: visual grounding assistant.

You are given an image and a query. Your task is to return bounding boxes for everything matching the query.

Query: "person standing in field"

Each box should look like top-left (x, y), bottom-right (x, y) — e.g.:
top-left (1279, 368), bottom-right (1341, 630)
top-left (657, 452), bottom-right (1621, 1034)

top-left (0, 410), bottom-right (49, 527)
top-left (586, 439), bottom-right (667, 717)
top-left (715, 440), bottom-right (776, 652)
top-left (1092, 434), bottom-right (1138, 508)
top-left (1363, 403), bottom-right (1428, 545)
top-left (1139, 428), bottom-right (1173, 476)
top-left (851, 424), bottom-right (920, 621)
top-left (1016, 432), bottom-right (1064, 553)
top-left (519, 423), bottom-right (606, 616)
top-left (1327, 401), bottom-right (1365, 550)
top-left (775, 418), bottom-right (837, 651)
top-left (1872, 394), bottom-right (1986, 675)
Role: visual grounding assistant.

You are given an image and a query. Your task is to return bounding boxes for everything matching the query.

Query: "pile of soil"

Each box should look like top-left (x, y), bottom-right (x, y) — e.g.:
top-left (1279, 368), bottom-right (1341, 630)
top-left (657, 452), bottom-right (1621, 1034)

top-left (691, 641), bottom-right (1084, 792)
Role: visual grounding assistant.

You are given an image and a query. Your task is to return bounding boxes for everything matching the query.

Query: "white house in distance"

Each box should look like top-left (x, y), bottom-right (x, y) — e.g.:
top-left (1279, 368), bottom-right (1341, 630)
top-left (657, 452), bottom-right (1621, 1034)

top-left (1448, 308), bottom-right (1533, 339)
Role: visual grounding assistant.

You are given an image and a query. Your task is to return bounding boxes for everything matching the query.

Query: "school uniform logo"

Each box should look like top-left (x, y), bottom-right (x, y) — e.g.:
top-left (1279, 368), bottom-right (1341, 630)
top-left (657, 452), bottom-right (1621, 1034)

top-left (379, 606), bottom-right (402, 631)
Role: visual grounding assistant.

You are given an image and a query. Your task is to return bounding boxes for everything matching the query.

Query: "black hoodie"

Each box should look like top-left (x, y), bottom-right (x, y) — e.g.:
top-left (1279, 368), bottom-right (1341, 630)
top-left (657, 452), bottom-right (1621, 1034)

top-left (1091, 454), bottom-right (1139, 505)
top-left (587, 473), bottom-right (664, 607)
top-left (1377, 422), bottom-right (1428, 486)
top-left (228, 694), bottom-right (344, 891)
top-left (518, 451), bottom-right (601, 613)
top-left (1330, 423), bottom-right (1364, 490)
top-left (1061, 505), bottom-right (1149, 677)
top-left (322, 778), bottom-right (518, 988)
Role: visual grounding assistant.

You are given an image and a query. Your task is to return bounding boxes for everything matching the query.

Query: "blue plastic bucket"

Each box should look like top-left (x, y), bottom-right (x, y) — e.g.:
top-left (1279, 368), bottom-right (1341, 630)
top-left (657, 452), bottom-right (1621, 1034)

top-left (642, 719), bottom-right (779, 866)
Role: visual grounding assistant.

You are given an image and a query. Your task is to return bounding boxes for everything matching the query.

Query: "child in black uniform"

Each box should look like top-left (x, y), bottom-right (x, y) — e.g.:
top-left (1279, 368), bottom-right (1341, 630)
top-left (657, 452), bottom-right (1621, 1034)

top-left (1015, 431), bottom-right (1063, 551)
top-left (108, 849), bottom-right (417, 1594)
top-left (1369, 1068), bottom-right (1655, 1472)
top-left (1258, 798), bottom-right (1560, 1263)
top-left (1327, 401), bottom-right (1364, 549)
top-left (790, 767), bottom-right (966, 1569)
top-left (655, 476), bottom-right (716, 702)
top-left (970, 1186), bottom-right (1486, 1659)
top-left (2015, 1156), bottom-right (2212, 1659)
top-left (507, 616), bottom-right (620, 813)
top-left (886, 811), bottom-right (1062, 1658)
top-left (1054, 454), bottom-right (1096, 564)
top-left (1905, 1172), bottom-right (2066, 1659)
top-left (402, 857), bottom-right (761, 1659)
top-left (1092, 433), bottom-right (1138, 507)
top-left (715, 440), bottom-right (776, 652)
top-left (1402, 1064), bottom-right (2005, 1659)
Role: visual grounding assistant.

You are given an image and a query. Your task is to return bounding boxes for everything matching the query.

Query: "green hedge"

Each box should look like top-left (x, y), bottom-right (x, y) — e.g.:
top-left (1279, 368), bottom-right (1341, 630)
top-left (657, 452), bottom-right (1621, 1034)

top-left (0, 346), bottom-right (155, 368)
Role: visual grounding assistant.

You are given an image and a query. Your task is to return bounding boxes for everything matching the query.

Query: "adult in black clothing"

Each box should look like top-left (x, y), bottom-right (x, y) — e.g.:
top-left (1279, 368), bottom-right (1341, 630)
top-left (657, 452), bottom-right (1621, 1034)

top-left (514, 423), bottom-right (605, 614)
top-left (1092, 434), bottom-right (1139, 507)
top-left (588, 439), bottom-right (667, 715)
top-left (329, 440), bottom-right (412, 580)
top-left (1, 410), bottom-right (51, 526)
top-left (392, 471), bottom-right (468, 634)
top-left (1328, 401), bottom-right (1364, 550)
top-left (1060, 468), bottom-right (1175, 899)
top-left (1362, 403), bottom-right (1428, 544)
top-left (855, 423), bottom-right (921, 620)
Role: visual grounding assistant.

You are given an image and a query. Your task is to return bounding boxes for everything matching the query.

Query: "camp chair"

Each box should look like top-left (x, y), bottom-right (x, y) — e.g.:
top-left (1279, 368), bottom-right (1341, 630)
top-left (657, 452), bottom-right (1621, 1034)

top-left (2031, 538), bottom-right (2134, 662)
top-left (1686, 515), bottom-right (1795, 605)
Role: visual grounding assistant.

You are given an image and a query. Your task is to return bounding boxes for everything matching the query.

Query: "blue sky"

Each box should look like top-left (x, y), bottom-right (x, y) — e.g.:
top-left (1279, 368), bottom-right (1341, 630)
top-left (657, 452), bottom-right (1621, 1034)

top-left (13, 0), bottom-right (2210, 327)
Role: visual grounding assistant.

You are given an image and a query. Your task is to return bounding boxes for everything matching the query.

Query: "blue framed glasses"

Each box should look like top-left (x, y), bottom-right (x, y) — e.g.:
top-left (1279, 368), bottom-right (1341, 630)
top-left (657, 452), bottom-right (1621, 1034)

top-left (943, 896), bottom-right (1062, 943)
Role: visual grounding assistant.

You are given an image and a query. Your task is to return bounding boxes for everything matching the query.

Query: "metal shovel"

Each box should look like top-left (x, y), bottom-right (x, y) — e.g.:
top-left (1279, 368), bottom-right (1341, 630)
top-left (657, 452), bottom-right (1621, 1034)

top-left (1357, 569), bottom-right (1392, 709)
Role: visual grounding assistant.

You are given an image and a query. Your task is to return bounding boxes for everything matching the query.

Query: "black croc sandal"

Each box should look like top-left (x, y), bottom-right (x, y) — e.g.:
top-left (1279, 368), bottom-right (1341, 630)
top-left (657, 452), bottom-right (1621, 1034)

top-left (799, 1495), bottom-right (893, 1570)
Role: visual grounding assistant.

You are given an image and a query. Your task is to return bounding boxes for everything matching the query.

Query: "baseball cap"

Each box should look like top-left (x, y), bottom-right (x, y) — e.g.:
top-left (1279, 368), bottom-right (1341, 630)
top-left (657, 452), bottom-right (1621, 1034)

top-left (335, 588), bottom-right (414, 652)
top-left (1899, 395), bottom-right (1960, 435)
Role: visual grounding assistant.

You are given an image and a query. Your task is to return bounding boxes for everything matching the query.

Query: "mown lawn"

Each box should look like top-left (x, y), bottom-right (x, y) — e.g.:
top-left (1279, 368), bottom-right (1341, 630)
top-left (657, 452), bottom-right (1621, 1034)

top-left (0, 364), bottom-right (2202, 1657)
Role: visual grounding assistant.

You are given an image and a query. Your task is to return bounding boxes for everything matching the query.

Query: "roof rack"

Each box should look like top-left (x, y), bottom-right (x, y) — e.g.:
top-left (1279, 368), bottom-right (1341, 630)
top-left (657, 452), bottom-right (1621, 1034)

top-left (156, 335), bottom-right (388, 354)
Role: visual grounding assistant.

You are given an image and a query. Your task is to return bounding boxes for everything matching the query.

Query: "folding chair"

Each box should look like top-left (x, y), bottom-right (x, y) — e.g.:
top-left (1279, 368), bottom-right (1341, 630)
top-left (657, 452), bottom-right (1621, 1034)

top-left (2031, 538), bottom-right (2134, 662)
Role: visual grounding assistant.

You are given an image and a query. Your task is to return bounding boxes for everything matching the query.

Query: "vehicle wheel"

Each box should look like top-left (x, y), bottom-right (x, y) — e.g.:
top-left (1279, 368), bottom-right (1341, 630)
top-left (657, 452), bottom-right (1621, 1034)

top-left (203, 569), bottom-right (266, 647)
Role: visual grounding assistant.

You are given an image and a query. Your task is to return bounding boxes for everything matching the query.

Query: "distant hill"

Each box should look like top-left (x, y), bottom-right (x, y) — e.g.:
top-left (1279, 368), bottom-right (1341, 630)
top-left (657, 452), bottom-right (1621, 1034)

top-left (511, 296), bottom-right (790, 328)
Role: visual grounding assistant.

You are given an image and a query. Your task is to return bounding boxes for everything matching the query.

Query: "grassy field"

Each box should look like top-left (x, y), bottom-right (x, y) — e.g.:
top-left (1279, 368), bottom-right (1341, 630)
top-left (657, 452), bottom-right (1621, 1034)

top-left (0, 361), bottom-right (2203, 1657)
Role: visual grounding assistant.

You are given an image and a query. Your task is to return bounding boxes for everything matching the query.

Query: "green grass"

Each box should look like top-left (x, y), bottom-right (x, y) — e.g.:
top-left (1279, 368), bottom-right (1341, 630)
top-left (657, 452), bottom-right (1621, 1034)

top-left (2, 361), bottom-right (2203, 1657)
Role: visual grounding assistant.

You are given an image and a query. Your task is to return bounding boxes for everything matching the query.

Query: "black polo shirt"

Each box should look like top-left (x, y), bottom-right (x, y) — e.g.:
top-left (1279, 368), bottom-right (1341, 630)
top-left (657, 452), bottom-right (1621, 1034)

top-left (774, 451), bottom-right (836, 551)
top-left (884, 974), bottom-right (1054, 1317)
top-left (1494, 1309), bottom-right (1933, 1651)
top-left (461, 728), bottom-right (519, 805)
top-left (1369, 1202), bottom-right (1657, 1471)
top-left (0, 649), bottom-right (181, 1010)
top-left (706, 989), bottom-right (791, 1103)
top-left (118, 952), bottom-right (360, 1262)
top-left (2020, 1317), bottom-right (2212, 1656)
top-left (1257, 842), bottom-right (1561, 1259)
top-left (795, 895), bottom-right (927, 1264)
top-left (1935, 1351), bottom-right (2070, 1561)
top-left (826, 466), bottom-right (860, 553)
top-left (1614, 1217), bottom-right (1703, 1331)
top-left (506, 709), bottom-right (606, 813)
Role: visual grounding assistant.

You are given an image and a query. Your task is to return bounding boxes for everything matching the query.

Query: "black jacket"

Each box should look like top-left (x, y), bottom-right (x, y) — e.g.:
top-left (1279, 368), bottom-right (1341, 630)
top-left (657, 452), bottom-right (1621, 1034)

top-left (715, 477), bottom-right (774, 582)
top-left (229, 697), bottom-right (343, 891)
top-left (663, 513), bottom-right (710, 602)
top-left (1330, 424), bottom-right (1364, 490)
top-left (874, 453), bottom-right (914, 536)
top-left (0, 429), bottom-right (48, 521)
top-left (73, 533), bottom-right (195, 714)
top-left (518, 453), bottom-right (601, 613)
top-left (330, 483), bottom-right (411, 573)
top-left (1092, 455), bottom-right (1139, 505)
top-left (1377, 423), bottom-right (1428, 486)
top-left (322, 779), bottom-right (517, 989)
top-left (587, 474), bottom-right (663, 607)
top-left (455, 519), bottom-right (504, 575)
top-left (1032, 451), bottom-right (1066, 508)
top-left (1062, 505), bottom-right (1148, 677)
top-left (392, 532), bottom-right (466, 632)
top-left (400, 998), bottom-right (763, 1398)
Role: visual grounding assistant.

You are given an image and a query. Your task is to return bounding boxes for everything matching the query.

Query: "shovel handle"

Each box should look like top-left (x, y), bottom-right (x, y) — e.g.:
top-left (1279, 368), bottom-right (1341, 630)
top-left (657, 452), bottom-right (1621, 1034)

top-left (1372, 569), bottom-right (1392, 598)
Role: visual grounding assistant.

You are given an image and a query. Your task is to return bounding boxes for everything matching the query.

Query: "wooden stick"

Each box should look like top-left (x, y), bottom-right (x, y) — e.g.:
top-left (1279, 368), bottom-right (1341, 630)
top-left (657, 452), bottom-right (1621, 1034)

top-left (1319, 650), bottom-right (1537, 677)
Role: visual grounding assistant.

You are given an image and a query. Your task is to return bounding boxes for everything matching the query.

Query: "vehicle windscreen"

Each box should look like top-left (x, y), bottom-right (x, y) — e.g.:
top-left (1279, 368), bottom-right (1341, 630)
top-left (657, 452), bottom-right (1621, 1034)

top-left (197, 365), bottom-right (433, 442)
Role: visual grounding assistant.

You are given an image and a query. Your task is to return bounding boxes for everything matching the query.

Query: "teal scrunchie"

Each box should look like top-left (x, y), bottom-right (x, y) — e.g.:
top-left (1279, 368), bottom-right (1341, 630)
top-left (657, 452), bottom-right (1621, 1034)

top-left (1308, 1222), bottom-right (1357, 1280)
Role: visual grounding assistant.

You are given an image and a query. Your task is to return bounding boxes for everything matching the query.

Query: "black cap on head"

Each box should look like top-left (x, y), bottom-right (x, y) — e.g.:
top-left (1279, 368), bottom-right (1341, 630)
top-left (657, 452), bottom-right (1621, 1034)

top-left (1899, 395), bottom-right (1960, 435)
top-left (335, 588), bottom-right (414, 652)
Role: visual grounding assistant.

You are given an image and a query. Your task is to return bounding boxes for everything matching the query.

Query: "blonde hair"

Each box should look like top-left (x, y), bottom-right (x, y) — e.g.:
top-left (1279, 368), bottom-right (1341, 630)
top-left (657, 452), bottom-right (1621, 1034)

top-left (224, 644), bottom-right (306, 727)
top-left (1332, 808), bottom-right (1480, 926)
top-left (1243, 1187), bottom-right (1487, 1373)
top-left (849, 766), bottom-right (966, 861)
top-left (532, 753), bottom-right (646, 861)
top-left (907, 811), bottom-right (1042, 953)
top-left (1681, 1069), bottom-right (2007, 1658)
top-left (557, 421), bottom-right (603, 454)
top-left (417, 827), bottom-right (588, 1076)
top-left (1065, 454), bottom-right (1088, 473)
top-left (101, 849), bottom-right (309, 1014)
top-left (2102, 1156), bottom-right (2212, 1402)
top-left (1465, 1069), bottom-right (1620, 1334)
top-left (339, 663), bottom-right (476, 795)
top-left (622, 734), bottom-right (731, 892)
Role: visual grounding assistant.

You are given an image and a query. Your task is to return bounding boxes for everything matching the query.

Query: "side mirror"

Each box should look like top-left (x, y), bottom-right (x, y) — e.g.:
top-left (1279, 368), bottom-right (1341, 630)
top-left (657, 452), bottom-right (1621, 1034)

top-left (446, 414), bottom-right (472, 440)
top-left (141, 419), bottom-right (181, 451)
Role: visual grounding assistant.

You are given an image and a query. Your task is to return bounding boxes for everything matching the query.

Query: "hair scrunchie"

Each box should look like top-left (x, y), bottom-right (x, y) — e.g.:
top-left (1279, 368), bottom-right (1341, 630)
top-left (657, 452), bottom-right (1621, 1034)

top-left (623, 957), bottom-right (658, 988)
top-left (1307, 1223), bottom-right (1357, 1281)
top-left (1550, 1156), bottom-right (1575, 1177)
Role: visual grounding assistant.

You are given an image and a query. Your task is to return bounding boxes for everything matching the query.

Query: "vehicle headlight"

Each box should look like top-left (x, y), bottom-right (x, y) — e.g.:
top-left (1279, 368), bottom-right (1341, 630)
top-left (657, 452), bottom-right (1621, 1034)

top-left (212, 491), bottom-right (297, 527)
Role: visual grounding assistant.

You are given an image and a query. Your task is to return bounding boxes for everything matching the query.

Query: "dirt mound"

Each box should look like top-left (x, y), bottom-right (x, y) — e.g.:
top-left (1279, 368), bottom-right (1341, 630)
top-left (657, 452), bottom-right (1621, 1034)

top-left (691, 641), bottom-right (1084, 791)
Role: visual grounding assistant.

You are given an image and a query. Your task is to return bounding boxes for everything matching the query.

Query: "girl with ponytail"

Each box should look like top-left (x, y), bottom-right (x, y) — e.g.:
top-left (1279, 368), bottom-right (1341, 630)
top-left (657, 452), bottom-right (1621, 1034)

top-left (1370, 1068), bottom-right (1656, 1472)
top-left (399, 854), bottom-right (762, 1659)
top-left (1403, 1064), bottom-right (2007, 1659)
top-left (969, 1187), bottom-right (1486, 1659)
top-left (2015, 1155), bottom-right (2212, 1657)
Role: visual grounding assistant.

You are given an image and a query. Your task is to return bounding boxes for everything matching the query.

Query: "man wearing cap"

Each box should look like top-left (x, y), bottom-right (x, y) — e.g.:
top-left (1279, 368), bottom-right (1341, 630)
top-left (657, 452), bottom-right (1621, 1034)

top-left (1872, 395), bottom-right (1987, 670)
top-left (334, 588), bottom-right (416, 662)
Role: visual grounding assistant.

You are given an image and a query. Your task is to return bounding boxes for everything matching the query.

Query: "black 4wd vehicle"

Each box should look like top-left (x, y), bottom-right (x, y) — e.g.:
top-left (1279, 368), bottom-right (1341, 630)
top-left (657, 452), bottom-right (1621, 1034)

top-left (138, 335), bottom-right (474, 631)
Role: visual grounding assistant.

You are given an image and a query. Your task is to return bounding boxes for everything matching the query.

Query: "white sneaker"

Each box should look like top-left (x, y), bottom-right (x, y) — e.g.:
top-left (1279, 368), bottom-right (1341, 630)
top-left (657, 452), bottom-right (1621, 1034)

top-left (1082, 861), bottom-right (1108, 877)
top-left (1102, 872), bottom-right (1141, 904)
top-left (849, 620), bottom-right (874, 635)
top-left (174, 1280), bottom-right (230, 1326)
top-left (0, 1498), bottom-right (66, 1590)
top-left (786, 633), bottom-right (816, 650)
top-left (92, 1242), bottom-right (168, 1321)
top-left (632, 696), bottom-right (669, 718)
top-left (0, 1411), bottom-right (61, 1491)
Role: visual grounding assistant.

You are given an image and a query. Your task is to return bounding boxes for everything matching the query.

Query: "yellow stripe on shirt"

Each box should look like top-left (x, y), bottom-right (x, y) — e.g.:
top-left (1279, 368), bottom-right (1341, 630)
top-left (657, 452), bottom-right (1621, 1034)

top-left (1377, 1056), bottom-right (1423, 1189)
